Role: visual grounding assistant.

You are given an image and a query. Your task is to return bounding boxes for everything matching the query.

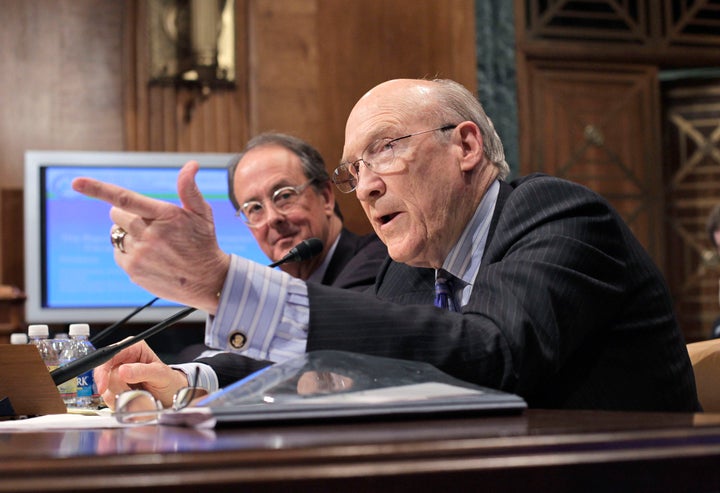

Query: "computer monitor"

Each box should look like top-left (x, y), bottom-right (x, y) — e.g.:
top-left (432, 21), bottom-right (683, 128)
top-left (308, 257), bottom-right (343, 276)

top-left (24, 150), bottom-right (270, 325)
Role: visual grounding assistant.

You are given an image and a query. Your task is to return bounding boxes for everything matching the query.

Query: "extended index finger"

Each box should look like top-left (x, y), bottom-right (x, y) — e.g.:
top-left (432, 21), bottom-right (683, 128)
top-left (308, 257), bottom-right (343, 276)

top-left (72, 176), bottom-right (170, 219)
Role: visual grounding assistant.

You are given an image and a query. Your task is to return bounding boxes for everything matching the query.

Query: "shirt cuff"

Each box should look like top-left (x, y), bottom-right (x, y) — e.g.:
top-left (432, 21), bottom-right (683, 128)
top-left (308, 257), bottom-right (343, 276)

top-left (205, 254), bottom-right (309, 363)
top-left (172, 362), bottom-right (220, 394)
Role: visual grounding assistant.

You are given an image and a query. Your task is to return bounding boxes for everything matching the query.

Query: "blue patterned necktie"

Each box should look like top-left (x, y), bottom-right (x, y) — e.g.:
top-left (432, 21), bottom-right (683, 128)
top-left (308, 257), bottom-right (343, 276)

top-left (434, 274), bottom-right (459, 312)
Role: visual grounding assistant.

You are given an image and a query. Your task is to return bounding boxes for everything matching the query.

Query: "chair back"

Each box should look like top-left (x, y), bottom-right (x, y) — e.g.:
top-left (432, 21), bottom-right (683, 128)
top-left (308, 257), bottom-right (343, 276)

top-left (687, 339), bottom-right (720, 412)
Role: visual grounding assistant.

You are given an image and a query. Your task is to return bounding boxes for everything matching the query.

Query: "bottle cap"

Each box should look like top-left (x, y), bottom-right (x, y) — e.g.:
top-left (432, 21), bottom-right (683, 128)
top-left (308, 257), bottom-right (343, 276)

top-left (27, 324), bottom-right (50, 337)
top-left (10, 333), bottom-right (28, 344)
top-left (68, 323), bottom-right (91, 336)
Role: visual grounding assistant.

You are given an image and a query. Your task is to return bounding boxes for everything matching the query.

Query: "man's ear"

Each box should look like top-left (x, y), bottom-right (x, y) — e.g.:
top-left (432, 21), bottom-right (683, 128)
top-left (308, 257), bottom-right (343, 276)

top-left (456, 122), bottom-right (484, 172)
top-left (320, 180), bottom-right (336, 216)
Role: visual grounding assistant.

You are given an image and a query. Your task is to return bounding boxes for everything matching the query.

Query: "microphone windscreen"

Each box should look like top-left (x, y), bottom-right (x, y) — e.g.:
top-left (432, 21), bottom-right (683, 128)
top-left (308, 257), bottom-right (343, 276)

top-left (267, 237), bottom-right (324, 268)
top-left (292, 237), bottom-right (323, 261)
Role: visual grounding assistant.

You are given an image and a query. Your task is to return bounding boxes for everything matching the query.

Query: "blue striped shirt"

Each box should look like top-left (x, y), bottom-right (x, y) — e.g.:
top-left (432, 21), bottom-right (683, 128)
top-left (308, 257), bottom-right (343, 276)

top-left (439, 179), bottom-right (499, 307)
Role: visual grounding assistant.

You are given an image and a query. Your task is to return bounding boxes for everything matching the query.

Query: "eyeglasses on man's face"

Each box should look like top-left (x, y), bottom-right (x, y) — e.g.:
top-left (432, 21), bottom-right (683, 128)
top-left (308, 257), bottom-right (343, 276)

top-left (237, 178), bottom-right (317, 228)
top-left (332, 124), bottom-right (457, 193)
top-left (113, 368), bottom-right (207, 425)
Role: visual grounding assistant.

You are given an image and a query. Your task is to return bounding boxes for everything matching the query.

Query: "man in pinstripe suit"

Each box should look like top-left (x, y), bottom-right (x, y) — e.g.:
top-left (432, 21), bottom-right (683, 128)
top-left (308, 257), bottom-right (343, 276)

top-left (75, 78), bottom-right (699, 412)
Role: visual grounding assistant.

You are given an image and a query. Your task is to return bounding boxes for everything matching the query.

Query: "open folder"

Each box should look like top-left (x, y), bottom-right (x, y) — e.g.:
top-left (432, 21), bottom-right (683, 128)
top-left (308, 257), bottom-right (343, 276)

top-left (163, 350), bottom-right (526, 427)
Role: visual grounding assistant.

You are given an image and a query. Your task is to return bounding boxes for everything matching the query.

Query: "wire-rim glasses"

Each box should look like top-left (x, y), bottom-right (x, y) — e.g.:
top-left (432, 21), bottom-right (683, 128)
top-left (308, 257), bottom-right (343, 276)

top-left (237, 178), bottom-right (317, 228)
top-left (113, 367), bottom-right (207, 425)
top-left (332, 124), bottom-right (457, 193)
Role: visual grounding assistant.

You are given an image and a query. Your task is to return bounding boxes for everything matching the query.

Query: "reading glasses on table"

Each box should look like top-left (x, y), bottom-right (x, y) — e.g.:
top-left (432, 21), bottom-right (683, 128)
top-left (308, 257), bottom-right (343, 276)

top-left (113, 368), bottom-right (207, 425)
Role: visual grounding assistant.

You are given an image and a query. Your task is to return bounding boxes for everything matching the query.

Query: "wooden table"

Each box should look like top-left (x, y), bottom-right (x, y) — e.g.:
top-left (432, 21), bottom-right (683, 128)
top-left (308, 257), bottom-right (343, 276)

top-left (2, 409), bottom-right (720, 492)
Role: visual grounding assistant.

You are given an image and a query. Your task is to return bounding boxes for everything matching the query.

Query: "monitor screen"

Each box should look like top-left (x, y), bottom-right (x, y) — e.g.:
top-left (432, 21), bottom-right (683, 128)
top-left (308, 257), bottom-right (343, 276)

top-left (24, 150), bottom-right (270, 324)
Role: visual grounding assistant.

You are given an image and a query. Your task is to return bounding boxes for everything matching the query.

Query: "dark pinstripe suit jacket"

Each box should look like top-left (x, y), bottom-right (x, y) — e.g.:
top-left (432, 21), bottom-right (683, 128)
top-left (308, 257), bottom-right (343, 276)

top-left (305, 174), bottom-right (700, 412)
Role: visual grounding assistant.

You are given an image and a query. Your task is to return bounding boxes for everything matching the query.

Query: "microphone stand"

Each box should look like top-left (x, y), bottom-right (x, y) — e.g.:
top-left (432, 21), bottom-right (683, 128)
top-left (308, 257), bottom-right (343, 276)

top-left (90, 297), bottom-right (160, 346)
top-left (50, 307), bottom-right (196, 386)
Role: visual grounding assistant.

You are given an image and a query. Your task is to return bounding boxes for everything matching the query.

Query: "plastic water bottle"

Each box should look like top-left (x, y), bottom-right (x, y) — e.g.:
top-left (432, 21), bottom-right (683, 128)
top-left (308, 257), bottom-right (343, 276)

top-left (67, 323), bottom-right (100, 409)
top-left (10, 332), bottom-right (28, 344)
top-left (57, 332), bottom-right (78, 406)
top-left (52, 333), bottom-right (71, 362)
top-left (27, 324), bottom-right (60, 371)
top-left (53, 332), bottom-right (69, 345)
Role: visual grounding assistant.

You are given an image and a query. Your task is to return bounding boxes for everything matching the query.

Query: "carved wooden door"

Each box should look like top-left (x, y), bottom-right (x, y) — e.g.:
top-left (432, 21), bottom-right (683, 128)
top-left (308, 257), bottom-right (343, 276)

top-left (521, 61), bottom-right (664, 262)
top-left (663, 79), bottom-right (720, 340)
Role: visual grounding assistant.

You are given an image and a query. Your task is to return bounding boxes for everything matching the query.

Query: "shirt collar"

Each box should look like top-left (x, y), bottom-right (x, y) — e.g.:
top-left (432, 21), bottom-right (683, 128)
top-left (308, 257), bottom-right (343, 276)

top-left (440, 179), bottom-right (500, 290)
top-left (307, 233), bottom-right (340, 283)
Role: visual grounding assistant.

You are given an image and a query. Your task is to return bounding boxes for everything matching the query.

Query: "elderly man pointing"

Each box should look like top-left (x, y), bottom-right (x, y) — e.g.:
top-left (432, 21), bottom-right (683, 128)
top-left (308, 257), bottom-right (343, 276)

top-left (73, 78), bottom-right (699, 412)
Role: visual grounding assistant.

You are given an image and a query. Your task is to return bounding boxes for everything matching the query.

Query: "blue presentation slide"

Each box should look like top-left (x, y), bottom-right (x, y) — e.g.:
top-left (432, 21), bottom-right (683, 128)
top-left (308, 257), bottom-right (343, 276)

top-left (43, 166), bottom-right (270, 308)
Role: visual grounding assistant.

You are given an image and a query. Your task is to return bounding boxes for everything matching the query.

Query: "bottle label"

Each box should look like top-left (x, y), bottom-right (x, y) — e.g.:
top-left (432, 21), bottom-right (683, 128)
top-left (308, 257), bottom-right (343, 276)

top-left (58, 378), bottom-right (77, 401)
top-left (76, 370), bottom-right (94, 397)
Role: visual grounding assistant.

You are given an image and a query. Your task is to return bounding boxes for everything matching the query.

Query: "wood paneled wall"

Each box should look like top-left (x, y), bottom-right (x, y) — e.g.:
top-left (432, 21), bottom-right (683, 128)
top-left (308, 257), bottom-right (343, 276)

top-left (129, 0), bottom-right (477, 235)
top-left (514, 0), bottom-right (720, 342)
top-left (0, 0), bottom-right (126, 189)
top-left (0, 0), bottom-right (477, 288)
top-left (0, 0), bottom-right (127, 288)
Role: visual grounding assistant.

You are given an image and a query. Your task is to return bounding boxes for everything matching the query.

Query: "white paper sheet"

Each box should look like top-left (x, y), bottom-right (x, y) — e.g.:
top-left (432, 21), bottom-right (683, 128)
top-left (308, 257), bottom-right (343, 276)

top-left (0, 409), bottom-right (121, 431)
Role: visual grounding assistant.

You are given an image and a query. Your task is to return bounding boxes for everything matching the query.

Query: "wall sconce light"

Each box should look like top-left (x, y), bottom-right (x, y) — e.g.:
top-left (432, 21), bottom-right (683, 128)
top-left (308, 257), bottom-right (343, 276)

top-left (148, 0), bottom-right (235, 97)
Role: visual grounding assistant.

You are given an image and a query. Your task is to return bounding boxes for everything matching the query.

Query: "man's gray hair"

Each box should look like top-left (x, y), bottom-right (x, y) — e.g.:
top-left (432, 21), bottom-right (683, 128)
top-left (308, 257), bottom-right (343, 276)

top-left (430, 79), bottom-right (510, 179)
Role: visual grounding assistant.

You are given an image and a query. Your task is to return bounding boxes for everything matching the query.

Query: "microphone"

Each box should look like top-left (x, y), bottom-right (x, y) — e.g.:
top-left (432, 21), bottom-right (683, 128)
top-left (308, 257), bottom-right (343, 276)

top-left (49, 237), bottom-right (324, 386)
top-left (268, 237), bottom-right (324, 267)
top-left (50, 307), bottom-right (196, 386)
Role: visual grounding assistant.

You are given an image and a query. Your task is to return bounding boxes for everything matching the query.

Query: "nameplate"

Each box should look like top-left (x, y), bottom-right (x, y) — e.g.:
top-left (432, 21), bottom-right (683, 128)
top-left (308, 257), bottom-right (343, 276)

top-left (0, 345), bottom-right (66, 417)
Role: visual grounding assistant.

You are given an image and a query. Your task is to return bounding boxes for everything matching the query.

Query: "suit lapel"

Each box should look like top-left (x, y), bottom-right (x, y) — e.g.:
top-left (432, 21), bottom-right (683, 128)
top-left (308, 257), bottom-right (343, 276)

top-left (483, 179), bottom-right (512, 261)
top-left (321, 228), bottom-right (356, 285)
